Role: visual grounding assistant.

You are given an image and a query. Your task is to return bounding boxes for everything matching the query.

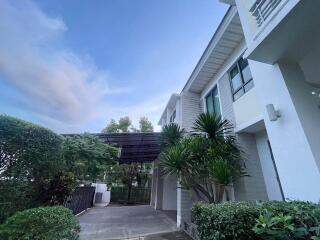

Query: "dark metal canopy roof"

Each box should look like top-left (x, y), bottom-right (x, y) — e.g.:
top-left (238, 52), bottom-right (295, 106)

top-left (97, 133), bottom-right (161, 164)
top-left (64, 132), bottom-right (161, 164)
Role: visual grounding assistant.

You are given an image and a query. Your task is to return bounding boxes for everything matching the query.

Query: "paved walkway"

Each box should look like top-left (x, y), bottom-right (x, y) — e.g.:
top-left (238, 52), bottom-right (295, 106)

top-left (79, 205), bottom-right (183, 240)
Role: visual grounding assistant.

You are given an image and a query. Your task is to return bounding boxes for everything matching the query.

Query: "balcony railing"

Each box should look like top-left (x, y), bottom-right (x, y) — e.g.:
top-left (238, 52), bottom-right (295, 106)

top-left (250, 0), bottom-right (283, 27)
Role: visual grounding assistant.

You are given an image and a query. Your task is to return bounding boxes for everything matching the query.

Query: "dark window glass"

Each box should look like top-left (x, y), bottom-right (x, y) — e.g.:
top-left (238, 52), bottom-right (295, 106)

top-left (229, 57), bottom-right (254, 101)
top-left (206, 86), bottom-right (220, 116)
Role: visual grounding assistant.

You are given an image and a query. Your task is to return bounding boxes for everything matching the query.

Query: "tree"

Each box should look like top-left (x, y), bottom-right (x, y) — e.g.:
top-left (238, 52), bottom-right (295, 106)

top-left (0, 115), bottom-right (64, 219)
top-left (118, 116), bottom-right (131, 132)
top-left (102, 116), bottom-right (154, 133)
top-left (0, 115), bottom-right (63, 180)
top-left (139, 117), bottom-right (154, 132)
top-left (104, 162), bottom-right (152, 203)
top-left (102, 116), bottom-right (132, 133)
top-left (102, 119), bottom-right (119, 133)
top-left (62, 133), bottom-right (118, 182)
top-left (160, 113), bottom-right (247, 203)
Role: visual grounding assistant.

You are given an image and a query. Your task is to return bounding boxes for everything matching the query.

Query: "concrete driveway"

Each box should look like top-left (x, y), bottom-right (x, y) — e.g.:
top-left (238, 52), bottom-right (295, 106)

top-left (78, 205), bottom-right (180, 240)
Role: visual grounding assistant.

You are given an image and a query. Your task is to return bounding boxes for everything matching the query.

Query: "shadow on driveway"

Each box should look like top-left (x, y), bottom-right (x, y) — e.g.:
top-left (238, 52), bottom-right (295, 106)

top-left (79, 205), bottom-right (180, 240)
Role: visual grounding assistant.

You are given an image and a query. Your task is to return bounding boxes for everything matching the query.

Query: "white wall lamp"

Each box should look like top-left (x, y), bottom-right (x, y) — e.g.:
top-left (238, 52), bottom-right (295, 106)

top-left (266, 104), bottom-right (281, 121)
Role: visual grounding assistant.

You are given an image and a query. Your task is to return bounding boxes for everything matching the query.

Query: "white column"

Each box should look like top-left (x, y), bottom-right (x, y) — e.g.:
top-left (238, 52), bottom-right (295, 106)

top-left (177, 183), bottom-right (193, 228)
top-left (249, 60), bottom-right (320, 202)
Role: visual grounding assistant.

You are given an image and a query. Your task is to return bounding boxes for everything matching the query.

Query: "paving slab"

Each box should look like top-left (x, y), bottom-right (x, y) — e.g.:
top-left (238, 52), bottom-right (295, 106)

top-left (79, 205), bottom-right (178, 240)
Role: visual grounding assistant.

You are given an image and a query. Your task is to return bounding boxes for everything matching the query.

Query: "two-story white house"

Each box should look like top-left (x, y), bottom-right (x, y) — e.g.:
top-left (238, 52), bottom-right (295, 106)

top-left (152, 0), bottom-right (320, 229)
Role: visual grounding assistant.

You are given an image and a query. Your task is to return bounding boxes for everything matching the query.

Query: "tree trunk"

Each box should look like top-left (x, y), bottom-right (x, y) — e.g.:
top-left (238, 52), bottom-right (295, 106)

top-left (216, 184), bottom-right (225, 203)
top-left (127, 183), bottom-right (132, 203)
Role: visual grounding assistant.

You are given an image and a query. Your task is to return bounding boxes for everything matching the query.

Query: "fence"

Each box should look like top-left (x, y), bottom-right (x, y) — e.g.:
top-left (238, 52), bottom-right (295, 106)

top-left (111, 187), bottom-right (151, 204)
top-left (64, 186), bottom-right (95, 215)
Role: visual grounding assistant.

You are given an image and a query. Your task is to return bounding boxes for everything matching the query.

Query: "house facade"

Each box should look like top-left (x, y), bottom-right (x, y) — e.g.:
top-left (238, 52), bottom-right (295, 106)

top-left (152, 0), bottom-right (320, 228)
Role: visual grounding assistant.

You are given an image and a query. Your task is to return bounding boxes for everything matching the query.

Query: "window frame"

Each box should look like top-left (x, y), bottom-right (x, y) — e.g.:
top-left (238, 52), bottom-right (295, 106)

top-left (228, 57), bottom-right (254, 101)
top-left (205, 85), bottom-right (221, 116)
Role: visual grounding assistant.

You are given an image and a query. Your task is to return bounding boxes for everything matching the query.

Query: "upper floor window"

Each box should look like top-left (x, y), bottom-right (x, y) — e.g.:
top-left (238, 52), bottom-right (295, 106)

top-left (205, 86), bottom-right (220, 116)
top-left (229, 57), bottom-right (254, 101)
top-left (170, 110), bottom-right (176, 123)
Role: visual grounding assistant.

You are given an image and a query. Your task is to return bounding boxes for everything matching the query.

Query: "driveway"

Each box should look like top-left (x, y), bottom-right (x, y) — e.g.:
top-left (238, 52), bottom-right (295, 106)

top-left (79, 205), bottom-right (182, 240)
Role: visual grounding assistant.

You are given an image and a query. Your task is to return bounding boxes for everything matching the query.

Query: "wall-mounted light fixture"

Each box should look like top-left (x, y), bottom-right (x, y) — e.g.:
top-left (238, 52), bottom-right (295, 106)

top-left (266, 104), bottom-right (281, 121)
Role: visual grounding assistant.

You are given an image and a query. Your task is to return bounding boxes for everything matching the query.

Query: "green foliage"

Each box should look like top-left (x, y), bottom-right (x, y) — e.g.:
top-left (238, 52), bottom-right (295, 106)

top-left (160, 113), bottom-right (246, 203)
top-left (102, 116), bottom-right (132, 133)
top-left (253, 201), bottom-right (320, 240)
top-left (102, 119), bottom-right (120, 133)
top-left (192, 201), bottom-right (320, 240)
top-left (192, 202), bottom-right (259, 240)
top-left (0, 115), bottom-right (63, 180)
top-left (102, 116), bottom-right (154, 133)
top-left (62, 133), bottom-right (118, 181)
top-left (139, 117), bottom-right (154, 132)
top-left (0, 180), bottom-right (32, 223)
top-left (105, 163), bottom-right (151, 202)
top-left (160, 144), bottom-right (187, 176)
top-left (35, 171), bottom-right (76, 205)
top-left (0, 206), bottom-right (80, 240)
top-left (160, 123), bottom-right (185, 148)
top-left (193, 113), bottom-right (233, 141)
top-left (0, 115), bottom-right (65, 221)
top-left (0, 115), bottom-right (119, 223)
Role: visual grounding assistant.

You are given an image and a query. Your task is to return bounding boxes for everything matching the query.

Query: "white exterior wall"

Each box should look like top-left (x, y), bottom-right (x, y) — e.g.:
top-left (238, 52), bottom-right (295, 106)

top-left (180, 92), bottom-right (202, 131)
top-left (233, 88), bottom-right (263, 131)
top-left (248, 60), bottom-right (320, 202)
top-left (162, 175), bottom-right (178, 211)
top-left (255, 130), bottom-right (283, 200)
top-left (177, 185), bottom-right (193, 228)
top-left (235, 0), bottom-right (300, 56)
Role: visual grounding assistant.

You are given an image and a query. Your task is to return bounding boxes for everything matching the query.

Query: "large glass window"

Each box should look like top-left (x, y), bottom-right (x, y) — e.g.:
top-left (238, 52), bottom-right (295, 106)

top-left (229, 57), bottom-right (254, 101)
top-left (205, 86), bottom-right (220, 115)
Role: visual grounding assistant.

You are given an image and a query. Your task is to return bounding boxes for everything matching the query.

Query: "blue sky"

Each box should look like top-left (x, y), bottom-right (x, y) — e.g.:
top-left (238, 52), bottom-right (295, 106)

top-left (0, 0), bottom-right (227, 133)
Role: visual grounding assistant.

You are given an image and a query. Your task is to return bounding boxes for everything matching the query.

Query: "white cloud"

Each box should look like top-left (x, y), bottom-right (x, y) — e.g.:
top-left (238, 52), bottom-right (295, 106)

top-left (0, 0), bottom-right (129, 124)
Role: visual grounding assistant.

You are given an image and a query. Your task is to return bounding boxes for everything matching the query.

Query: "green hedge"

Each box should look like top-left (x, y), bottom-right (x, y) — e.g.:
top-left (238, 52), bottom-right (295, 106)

top-left (0, 206), bottom-right (80, 240)
top-left (192, 202), bottom-right (259, 240)
top-left (192, 201), bottom-right (320, 240)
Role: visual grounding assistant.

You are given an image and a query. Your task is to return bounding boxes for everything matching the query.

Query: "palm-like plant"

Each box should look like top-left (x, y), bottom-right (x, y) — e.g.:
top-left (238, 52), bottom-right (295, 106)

top-left (193, 112), bottom-right (233, 141)
top-left (159, 112), bottom-right (247, 203)
top-left (160, 123), bottom-right (185, 148)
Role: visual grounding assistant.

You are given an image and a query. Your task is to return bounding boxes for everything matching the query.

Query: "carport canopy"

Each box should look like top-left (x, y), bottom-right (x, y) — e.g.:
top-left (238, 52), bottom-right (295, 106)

top-left (96, 132), bottom-right (161, 164)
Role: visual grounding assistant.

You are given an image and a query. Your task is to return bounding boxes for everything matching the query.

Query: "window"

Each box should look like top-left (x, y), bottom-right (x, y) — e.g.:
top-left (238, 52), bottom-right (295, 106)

top-left (205, 86), bottom-right (220, 115)
top-left (229, 57), bottom-right (254, 101)
top-left (170, 110), bottom-right (176, 123)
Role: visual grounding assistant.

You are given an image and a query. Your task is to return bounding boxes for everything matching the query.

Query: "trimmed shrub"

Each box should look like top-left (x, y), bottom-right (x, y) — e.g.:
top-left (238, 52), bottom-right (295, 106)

top-left (192, 202), bottom-right (259, 240)
top-left (192, 201), bottom-right (320, 240)
top-left (0, 206), bottom-right (80, 240)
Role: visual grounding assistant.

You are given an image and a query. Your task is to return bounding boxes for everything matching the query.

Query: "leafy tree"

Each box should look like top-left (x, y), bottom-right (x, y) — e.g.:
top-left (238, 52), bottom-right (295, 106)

top-left (102, 116), bottom-right (154, 133)
top-left (139, 117), bottom-right (154, 132)
top-left (160, 113), bottom-right (247, 203)
top-left (62, 133), bottom-right (118, 182)
top-left (0, 115), bottom-right (64, 219)
top-left (118, 116), bottom-right (131, 132)
top-left (0, 115), bottom-right (63, 181)
top-left (102, 119), bottom-right (119, 133)
top-left (104, 162), bottom-right (151, 203)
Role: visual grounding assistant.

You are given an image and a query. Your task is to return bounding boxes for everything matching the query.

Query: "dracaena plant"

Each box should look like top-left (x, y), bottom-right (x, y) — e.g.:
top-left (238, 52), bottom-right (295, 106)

top-left (160, 112), bottom-right (247, 203)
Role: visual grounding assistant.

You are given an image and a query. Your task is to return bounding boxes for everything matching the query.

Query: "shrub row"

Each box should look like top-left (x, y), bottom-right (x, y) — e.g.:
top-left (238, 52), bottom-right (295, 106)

top-left (0, 206), bottom-right (80, 240)
top-left (192, 201), bottom-right (320, 240)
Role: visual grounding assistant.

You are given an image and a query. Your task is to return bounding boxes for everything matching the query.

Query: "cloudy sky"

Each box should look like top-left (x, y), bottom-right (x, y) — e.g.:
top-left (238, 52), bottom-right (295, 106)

top-left (0, 0), bottom-right (227, 133)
